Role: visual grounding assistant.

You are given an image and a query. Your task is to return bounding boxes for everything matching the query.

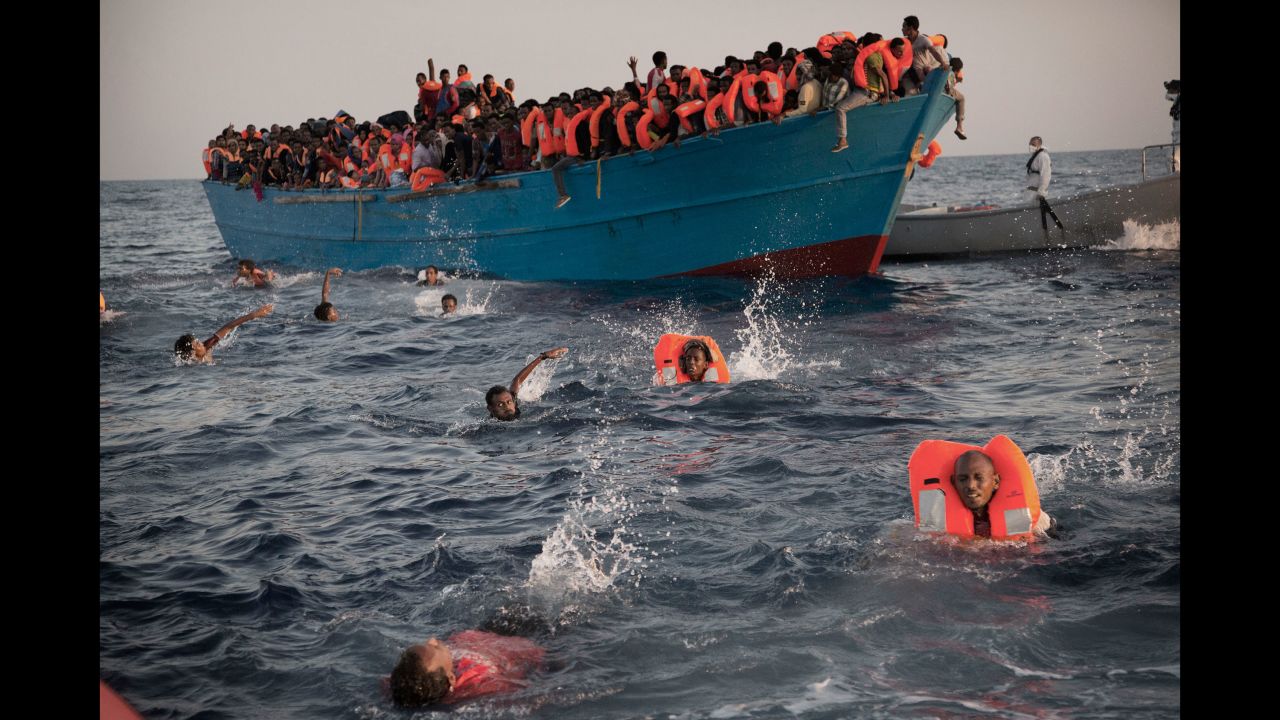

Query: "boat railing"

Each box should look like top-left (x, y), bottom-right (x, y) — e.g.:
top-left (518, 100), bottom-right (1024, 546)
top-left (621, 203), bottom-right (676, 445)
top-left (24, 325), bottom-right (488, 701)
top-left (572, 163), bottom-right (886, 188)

top-left (1141, 143), bottom-right (1180, 179)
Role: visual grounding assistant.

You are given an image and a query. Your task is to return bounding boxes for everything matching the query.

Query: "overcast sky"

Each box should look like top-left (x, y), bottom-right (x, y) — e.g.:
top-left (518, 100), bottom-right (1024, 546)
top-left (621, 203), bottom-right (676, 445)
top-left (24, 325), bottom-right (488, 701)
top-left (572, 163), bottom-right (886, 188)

top-left (100, 0), bottom-right (1179, 181)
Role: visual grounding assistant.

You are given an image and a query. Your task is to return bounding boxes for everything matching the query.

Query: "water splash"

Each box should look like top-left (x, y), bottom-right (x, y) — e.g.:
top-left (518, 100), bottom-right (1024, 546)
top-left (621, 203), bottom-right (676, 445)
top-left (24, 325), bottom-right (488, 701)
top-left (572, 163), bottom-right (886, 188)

top-left (728, 270), bottom-right (840, 381)
top-left (414, 281), bottom-right (495, 317)
top-left (100, 309), bottom-right (127, 324)
top-left (1100, 220), bottom-right (1180, 251)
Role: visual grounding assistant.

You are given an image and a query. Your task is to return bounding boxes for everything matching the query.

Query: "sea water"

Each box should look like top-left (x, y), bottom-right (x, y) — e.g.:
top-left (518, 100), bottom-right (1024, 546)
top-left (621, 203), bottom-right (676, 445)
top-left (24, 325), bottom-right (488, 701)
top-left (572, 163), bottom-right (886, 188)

top-left (100, 149), bottom-right (1179, 718)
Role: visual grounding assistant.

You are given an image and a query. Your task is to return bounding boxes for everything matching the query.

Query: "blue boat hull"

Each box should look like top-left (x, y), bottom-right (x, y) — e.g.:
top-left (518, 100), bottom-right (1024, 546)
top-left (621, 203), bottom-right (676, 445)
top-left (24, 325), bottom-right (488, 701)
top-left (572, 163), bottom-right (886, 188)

top-left (204, 73), bottom-right (954, 280)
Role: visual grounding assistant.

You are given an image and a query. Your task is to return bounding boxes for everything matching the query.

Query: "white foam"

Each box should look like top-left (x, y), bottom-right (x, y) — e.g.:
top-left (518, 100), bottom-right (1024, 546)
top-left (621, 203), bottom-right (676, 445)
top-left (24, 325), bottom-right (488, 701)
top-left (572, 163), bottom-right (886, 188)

top-left (1100, 219), bottom-right (1180, 251)
top-left (100, 309), bottom-right (127, 323)
top-left (414, 281), bottom-right (495, 317)
top-left (728, 270), bottom-right (840, 381)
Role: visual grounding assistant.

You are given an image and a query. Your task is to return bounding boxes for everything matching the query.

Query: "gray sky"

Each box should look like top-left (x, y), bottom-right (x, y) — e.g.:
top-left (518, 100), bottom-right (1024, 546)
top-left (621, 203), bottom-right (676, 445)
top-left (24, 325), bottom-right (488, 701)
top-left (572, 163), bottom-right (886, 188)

top-left (100, 0), bottom-right (1179, 181)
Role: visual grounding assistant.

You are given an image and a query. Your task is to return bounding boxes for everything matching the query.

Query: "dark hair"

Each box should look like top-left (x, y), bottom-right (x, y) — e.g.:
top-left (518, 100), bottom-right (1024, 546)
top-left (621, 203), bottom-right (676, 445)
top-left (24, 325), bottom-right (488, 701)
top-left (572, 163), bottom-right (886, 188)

top-left (238, 259), bottom-right (255, 271)
top-left (314, 301), bottom-right (334, 320)
top-left (889, 37), bottom-right (905, 50)
top-left (485, 385), bottom-right (510, 406)
top-left (859, 32), bottom-right (882, 47)
top-left (950, 57), bottom-right (963, 71)
top-left (903, 15), bottom-right (920, 30)
top-left (679, 339), bottom-right (712, 376)
top-left (442, 294), bottom-right (457, 304)
top-left (389, 647), bottom-right (451, 707)
top-left (653, 50), bottom-right (667, 66)
top-left (766, 41), bottom-right (783, 60)
top-left (174, 334), bottom-right (196, 358)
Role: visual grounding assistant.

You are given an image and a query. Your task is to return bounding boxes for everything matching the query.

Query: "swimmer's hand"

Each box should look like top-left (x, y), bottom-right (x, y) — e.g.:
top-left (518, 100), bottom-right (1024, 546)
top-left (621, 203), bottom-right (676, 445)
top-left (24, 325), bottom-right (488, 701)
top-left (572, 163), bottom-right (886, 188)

top-left (539, 347), bottom-right (568, 360)
top-left (251, 304), bottom-right (274, 319)
top-left (327, 267), bottom-right (343, 277)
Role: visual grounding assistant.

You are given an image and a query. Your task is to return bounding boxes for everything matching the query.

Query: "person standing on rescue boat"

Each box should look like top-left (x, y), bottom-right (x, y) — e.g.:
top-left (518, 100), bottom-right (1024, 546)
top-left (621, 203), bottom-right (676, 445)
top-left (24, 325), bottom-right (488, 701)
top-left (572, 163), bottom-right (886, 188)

top-left (485, 347), bottom-right (569, 421)
top-left (952, 451), bottom-right (1054, 538)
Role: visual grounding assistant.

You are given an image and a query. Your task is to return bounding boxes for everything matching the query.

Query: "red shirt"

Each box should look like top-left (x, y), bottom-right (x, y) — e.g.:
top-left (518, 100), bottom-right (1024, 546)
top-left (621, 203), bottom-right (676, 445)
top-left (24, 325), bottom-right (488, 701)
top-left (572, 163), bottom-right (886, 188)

top-left (443, 630), bottom-right (545, 703)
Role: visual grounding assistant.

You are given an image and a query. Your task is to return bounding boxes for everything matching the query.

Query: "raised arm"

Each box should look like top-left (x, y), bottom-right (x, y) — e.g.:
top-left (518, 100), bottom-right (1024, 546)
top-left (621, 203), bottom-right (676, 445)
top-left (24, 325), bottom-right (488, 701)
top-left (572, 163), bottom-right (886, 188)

top-left (321, 267), bottom-right (342, 303)
top-left (509, 347), bottom-right (568, 396)
top-left (428, 57), bottom-right (436, 83)
top-left (627, 56), bottom-right (642, 91)
top-left (213, 304), bottom-right (273, 340)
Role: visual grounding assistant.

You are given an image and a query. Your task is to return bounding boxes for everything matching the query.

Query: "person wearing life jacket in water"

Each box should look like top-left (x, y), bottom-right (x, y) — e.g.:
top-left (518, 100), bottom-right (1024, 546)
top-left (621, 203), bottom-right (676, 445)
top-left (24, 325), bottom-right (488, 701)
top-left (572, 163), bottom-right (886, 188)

top-left (653, 335), bottom-right (731, 385)
top-left (233, 259), bottom-right (277, 288)
top-left (909, 437), bottom-right (1055, 540)
top-left (485, 346), bottom-right (569, 421)
top-left (173, 304), bottom-right (273, 363)
top-left (831, 34), bottom-right (900, 154)
top-left (388, 608), bottom-right (548, 709)
top-left (313, 268), bottom-right (342, 322)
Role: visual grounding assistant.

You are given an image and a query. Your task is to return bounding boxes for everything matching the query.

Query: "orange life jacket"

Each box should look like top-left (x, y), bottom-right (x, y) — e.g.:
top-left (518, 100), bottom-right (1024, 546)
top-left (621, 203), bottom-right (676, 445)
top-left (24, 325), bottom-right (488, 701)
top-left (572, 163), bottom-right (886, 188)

top-left (652, 334), bottom-right (731, 385)
top-left (202, 148), bottom-right (212, 174)
top-left (420, 80), bottom-right (442, 91)
top-left (338, 174), bottom-right (360, 189)
top-left (674, 99), bottom-right (706, 133)
top-left (919, 140), bottom-right (942, 168)
top-left (908, 435), bottom-right (1044, 541)
top-left (521, 107), bottom-right (542, 148)
top-left (930, 34), bottom-right (948, 48)
top-left (565, 111), bottom-right (590, 157)
top-left (615, 101), bottom-right (641, 147)
top-left (635, 110), bottom-right (655, 149)
top-left (854, 40), bottom-right (908, 92)
top-left (552, 108), bottom-right (567, 155)
top-left (739, 73), bottom-right (760, 114)
top-left (536, 116), bottom-right (555, 157)
top-left (457, 72), bottom-right (473, 84)
top-left (756, 70), bottom-right (784, 116)
top-left (686, 66), bottom-right (707, 100)
top-left (704, 93), bottom-right (726, 130)
top-left (410, 166), bottom-right (447, 191)
top-left (724, 78), bottom-right (740, 124)
top-left (100, 292), bottom-right (106, 313)
top-left (589, 94), bottom-right (613, 149)
top-left (816, 30), bottom-right (858, 59)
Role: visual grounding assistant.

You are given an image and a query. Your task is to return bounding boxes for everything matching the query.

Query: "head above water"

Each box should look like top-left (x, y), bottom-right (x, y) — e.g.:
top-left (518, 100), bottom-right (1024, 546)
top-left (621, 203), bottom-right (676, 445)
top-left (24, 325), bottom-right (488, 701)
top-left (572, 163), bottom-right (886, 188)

top-left (486, 385), bottom-right (519, 421)
top-left (679, 339), bottom-right (712, 381)
top-left (174, 333), bottom-right (201, 360)
top-left (314, 301), bottom-right (338, 322)
top-left (441, 294), bottom-right (457, 314)
top-left (951, 450), bottom-right (1001, 511)
top-left (389, 639), bottom-right (454, 708)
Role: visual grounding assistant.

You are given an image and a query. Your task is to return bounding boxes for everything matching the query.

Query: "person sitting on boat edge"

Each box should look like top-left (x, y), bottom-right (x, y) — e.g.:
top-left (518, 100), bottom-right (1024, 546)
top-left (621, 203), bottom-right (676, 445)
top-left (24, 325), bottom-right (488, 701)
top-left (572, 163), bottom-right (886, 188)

top-left (174, 304), bottom-right (273, 363)
top-left (948, 57), bottom-right (967, 140)
top-left (314, 268), bottom-right (342, 322)
top-left (486, 346), bottom-right (569, 421)
top-left (233, 259), bottom-right (276, 288)
top-left (441, 294), bottom-right (457, 315)
top-left (417, 265), bottom-right (445, 286)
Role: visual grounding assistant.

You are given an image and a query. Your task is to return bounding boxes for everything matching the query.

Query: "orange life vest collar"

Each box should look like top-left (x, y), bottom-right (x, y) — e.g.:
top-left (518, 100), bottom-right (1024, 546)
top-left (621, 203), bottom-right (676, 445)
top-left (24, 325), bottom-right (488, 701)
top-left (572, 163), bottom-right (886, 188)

top-left (908, 435), bottom-right (1043, 541)
top-left (652, 334), bottom-right (731, 385)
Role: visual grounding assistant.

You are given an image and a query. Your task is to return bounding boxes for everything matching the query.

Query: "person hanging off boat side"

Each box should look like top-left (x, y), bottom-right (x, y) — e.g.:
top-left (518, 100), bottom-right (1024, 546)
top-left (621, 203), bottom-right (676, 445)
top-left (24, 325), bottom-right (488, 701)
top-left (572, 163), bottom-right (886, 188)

top-left (486, 347), bottom-right (569, 421)
top-left (908, 435), bottom-right (1056, 541)
top-left (173, 304), bottom-right (273, 363)
top-left (313, 268), bottom-right (342, 322)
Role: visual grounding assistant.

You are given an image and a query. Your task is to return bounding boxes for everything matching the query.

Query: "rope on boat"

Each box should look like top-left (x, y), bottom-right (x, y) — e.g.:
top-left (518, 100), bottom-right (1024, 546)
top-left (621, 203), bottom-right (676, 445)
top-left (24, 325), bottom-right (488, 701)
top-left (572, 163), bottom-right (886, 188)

top-left (596, 158), bottom-right (603, 199)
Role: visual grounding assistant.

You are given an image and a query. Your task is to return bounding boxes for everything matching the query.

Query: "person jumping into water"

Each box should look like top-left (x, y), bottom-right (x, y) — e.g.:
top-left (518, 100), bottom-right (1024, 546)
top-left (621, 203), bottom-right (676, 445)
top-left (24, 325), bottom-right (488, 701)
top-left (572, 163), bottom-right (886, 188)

top-left (486, 346), bottom-right (569, 421)
top-left (314, 268), bottom-right (342, 321)
top-left (174, 304), bottom-right (273, 362)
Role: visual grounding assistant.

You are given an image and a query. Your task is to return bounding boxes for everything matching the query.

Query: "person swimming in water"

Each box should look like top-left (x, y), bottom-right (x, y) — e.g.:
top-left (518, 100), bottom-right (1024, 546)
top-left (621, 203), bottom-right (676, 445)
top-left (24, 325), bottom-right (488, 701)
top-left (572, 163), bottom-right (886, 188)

top-left (173, 304), bottom-right (273, 363)
top-left (417, 265), bottom-right (445, 286)
top-left (232, 259), bottom-right (277, 288)
top-left (952, 449), bottom-right (1054, 537)
top-left (486, 346), bottom-right (569, 421)
top-left (313, 268), bottom-right (342, 321)
top-left (388, 608), bottom-right (548, 708)
top-left (653, 334), bottom-right (730, 385)
top-left (441, 293), bottom-right (458, 315)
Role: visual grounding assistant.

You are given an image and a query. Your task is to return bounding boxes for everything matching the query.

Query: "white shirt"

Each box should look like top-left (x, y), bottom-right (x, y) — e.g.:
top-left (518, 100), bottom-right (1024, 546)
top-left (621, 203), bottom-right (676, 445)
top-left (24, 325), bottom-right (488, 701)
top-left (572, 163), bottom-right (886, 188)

top-left (1027, 147), bottom-right (1051, 196)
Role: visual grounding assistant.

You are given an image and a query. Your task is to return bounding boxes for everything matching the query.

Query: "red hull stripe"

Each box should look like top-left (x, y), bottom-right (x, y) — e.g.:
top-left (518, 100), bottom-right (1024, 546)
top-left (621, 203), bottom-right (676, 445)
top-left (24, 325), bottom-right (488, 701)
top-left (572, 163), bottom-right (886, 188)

top-left (668, 234), bottom-right (888, 278)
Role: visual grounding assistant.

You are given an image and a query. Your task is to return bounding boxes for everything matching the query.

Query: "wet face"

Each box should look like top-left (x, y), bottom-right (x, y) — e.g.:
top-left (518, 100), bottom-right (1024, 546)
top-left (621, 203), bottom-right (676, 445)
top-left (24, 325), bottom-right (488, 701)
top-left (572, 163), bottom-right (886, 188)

top-left (488, 390), bottom-right (518, 421)
top-left (190, 339), bottom-right (207, 360)
top-left (441, 297), bottom-right (456, 314)
top-left (425, 267), bottom-right (438, 284)
top-left (952, 453), bottom-right (1000, 511)
top-left (683, 346), bottom-right (710, 381)
top-left (325, 307), bottom-right (339, 322)
top-left (412, 638), bottom-right (456, 688)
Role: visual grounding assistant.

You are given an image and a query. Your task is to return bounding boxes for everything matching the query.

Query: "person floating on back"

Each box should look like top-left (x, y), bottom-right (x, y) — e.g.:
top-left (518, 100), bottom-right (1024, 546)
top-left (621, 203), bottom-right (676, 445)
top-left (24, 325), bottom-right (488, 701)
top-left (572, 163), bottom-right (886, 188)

top-left (652, 334), bottom-right (731, 385)
top-left (174, 304), bottom-right (273, 363)
top-left (388, 626), bottom-right (545, 708)
top-left (908, 435), bottom-right (1054, 540)
top-left (314, 268), bottom-right (342, 321)
top-left (233, 259), bottom-right (277, 288)
top-left (486, 346), bottom-right (569, 421)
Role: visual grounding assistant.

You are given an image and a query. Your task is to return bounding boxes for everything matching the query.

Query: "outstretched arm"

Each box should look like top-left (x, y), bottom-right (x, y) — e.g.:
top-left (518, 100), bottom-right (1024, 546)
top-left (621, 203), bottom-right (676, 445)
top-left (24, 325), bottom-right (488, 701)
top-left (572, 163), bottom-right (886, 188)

top-left (213, 304), bottom-right (273, 340)
top-left (627, 56), bottom-right (641, 91)
top-left (428, 57), bottom-right (435, 83)
top-left (509, 346), bottom-right (568, 396)
top-left (321, 267), bottom-right (342, 303)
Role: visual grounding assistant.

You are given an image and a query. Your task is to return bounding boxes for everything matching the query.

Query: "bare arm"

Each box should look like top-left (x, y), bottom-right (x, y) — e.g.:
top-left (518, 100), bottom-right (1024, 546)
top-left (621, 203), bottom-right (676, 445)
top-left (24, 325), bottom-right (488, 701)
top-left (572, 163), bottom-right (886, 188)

top-left (627, 56), bottom-right (641, 91)
top-left (213, 303), bottom-right (273, 340)
top-left (321, 267), bottom-right (341, 303)
top-left (428, 57), bottom-right (435, 82)
top-left (930, 46), bottom-right (948, 73)
top-left (509, 347), bottom-right (568, 396)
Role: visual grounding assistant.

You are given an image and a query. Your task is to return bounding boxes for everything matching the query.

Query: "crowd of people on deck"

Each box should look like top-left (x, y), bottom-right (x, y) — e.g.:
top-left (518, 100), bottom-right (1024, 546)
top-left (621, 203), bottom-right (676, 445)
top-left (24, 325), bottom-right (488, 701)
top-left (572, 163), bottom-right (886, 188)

top-left (201, 16), bottom-right (965, 201)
